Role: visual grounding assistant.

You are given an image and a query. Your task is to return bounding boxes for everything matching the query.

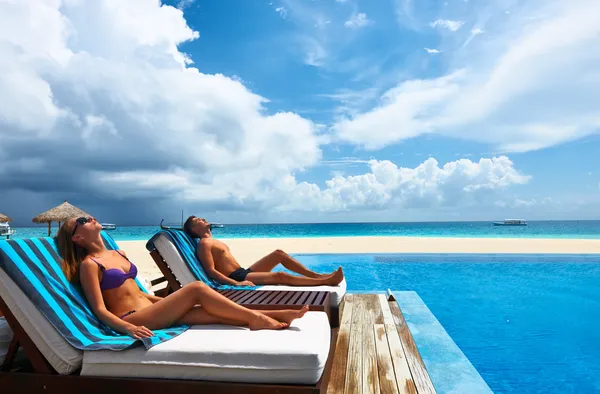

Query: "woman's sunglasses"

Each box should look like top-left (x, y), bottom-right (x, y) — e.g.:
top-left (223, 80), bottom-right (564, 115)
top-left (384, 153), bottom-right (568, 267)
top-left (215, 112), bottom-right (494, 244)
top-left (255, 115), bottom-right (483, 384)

top-left (72, 217), bottom-right (90, 237)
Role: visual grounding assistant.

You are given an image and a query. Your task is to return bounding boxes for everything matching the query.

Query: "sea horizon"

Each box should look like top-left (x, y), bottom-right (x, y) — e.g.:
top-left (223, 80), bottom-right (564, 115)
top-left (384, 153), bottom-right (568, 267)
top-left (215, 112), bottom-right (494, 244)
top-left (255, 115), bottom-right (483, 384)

top-left (7, 220), bottom-right (600, 241)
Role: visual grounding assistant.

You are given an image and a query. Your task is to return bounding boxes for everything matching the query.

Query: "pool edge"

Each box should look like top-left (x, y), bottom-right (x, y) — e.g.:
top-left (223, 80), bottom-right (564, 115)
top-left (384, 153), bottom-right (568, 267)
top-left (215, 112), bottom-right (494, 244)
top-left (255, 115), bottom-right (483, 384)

top-left (393, 290), bottom-right (493, 394)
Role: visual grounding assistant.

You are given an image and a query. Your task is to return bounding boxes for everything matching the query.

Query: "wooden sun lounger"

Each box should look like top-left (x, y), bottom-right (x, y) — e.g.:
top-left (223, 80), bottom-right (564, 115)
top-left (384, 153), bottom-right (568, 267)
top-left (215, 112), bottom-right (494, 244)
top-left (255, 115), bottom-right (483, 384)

top-left (0, 293), bottom-right (335, 394)
top-left (148, 248), bottom-right (340, 327)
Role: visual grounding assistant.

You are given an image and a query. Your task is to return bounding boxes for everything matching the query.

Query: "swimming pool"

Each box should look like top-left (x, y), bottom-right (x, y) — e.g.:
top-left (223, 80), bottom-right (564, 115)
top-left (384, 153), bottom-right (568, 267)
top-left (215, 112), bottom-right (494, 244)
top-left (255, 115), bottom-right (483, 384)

top-left (289, 254), bottom-right (600, 393)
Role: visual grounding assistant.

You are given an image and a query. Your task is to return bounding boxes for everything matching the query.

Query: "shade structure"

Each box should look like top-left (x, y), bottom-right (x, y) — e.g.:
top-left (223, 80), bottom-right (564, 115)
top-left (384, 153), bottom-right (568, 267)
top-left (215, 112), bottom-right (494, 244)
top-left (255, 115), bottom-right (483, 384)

top-left (32, 201), bottom-right (92, 236)
top-left (0, 213), bottom-right (11, 223)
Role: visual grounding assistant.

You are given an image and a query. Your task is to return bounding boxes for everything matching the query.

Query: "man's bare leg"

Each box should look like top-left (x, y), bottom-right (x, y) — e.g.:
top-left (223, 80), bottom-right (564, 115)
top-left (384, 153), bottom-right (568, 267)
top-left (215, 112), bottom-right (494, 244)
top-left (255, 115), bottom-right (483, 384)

top-left (246, 270), bottom-right (344, 287)
top-left (249, 249), bottom-right (339, 278)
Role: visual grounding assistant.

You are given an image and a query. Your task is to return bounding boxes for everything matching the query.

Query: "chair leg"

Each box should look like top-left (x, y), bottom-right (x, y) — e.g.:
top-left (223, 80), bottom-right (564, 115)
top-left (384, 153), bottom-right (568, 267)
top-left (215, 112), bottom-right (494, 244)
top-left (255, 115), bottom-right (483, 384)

top-left (1, 337), bottom-right (19, 371)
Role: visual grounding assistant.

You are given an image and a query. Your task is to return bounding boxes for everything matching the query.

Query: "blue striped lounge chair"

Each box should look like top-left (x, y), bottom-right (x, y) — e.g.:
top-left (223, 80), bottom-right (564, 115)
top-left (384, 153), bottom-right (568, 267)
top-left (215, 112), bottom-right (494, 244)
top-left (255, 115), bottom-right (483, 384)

top-left (0, 233), bottom-right (333, 393)
top-left (146, 230), bottom-right (346, 324)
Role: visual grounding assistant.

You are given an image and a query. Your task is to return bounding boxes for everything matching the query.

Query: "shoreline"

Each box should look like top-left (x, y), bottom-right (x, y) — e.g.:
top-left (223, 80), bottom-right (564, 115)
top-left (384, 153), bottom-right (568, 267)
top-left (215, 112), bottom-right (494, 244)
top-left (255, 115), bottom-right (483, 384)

top-left (119, 236), bottom-right (600, 282)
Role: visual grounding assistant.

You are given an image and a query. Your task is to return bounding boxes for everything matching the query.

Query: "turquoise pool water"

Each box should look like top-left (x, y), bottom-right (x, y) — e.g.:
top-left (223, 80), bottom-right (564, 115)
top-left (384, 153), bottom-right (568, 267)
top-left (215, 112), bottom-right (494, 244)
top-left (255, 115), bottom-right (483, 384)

top-left (289, 254), bottom-right (600, 393)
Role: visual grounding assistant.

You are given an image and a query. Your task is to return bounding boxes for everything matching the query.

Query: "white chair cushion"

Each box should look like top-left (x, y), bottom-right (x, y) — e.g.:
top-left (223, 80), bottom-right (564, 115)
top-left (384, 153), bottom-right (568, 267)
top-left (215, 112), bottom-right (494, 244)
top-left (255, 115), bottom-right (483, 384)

top-left (0, 267), bottom-right (82, 374)
top-left (153, 233), bottom-right (346, 305)
top-left (82, 311), bottom-right (330, 384)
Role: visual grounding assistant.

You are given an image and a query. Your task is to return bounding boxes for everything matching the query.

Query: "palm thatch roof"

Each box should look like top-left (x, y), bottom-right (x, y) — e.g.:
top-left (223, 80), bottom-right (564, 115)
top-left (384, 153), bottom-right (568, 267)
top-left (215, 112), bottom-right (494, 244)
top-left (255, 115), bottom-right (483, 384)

top-left (0, 213), bottom-right (11, 223)
top-left (32, 201), bottom-right (91, 224)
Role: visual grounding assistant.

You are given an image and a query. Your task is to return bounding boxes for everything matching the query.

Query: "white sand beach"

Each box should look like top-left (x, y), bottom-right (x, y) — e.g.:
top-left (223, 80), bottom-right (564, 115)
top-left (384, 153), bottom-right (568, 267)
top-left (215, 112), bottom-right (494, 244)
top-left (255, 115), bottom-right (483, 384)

top-left (120, 237), bottom-right (600, 281)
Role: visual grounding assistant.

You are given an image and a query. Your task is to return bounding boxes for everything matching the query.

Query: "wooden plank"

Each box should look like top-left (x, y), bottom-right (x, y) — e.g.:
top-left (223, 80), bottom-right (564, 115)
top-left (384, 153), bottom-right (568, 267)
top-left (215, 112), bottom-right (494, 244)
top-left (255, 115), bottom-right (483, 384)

top-left (365, 294), bottom-right (384, 324)
top-left (237, 291), bottom-right (260, 304)
top-left (294, 291), bottom-right (311, 305)
top-left (289, 291), bottom-right (305, 305)
top-left (326, 296), bottom-right (353, 394)
top-left (385, 323), bottom-right (417, 394)
top-left (271, 291), bottom-right (289, 304)
top-left (374, 325), bottom-right (400, 394)
top-left (345, 320), bottom-right (362, 393)
top-left (0, 371), bottom-right (320, 394)
top-left (261, 291), bottom-right (280, 304)
top-left (362, 321), bottom-right (380, 394)
top-left (228, 290), bottom-right (247, 302)
top-left (351, 294), bottom-right (366, 325)
top-left (379, 294), bottom-right (396, 325)
top-left (389, 302), bottom-right (437, 394)
top-left (244, 291), bottom-right (266, 304)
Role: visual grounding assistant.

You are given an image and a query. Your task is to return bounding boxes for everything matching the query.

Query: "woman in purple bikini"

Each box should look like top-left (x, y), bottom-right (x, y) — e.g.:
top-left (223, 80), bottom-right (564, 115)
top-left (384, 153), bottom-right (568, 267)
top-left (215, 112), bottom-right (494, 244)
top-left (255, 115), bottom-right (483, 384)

top-left (56, 217), bottom-right (308, 339)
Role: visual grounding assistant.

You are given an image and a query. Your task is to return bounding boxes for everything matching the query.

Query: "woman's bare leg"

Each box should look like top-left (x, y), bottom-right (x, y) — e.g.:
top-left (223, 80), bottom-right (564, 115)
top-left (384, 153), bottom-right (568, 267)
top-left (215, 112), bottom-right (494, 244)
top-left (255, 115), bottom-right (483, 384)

top-left (176, 305), bottom-right (310, 327)
top-left (123, 282), bottom-right (287, 330)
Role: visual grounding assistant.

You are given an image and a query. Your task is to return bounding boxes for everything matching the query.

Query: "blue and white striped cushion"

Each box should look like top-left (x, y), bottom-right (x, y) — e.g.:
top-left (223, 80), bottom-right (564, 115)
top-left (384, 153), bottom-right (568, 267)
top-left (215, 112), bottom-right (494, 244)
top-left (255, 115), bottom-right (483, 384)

top-left (0, 232), bottom-right (188, 351)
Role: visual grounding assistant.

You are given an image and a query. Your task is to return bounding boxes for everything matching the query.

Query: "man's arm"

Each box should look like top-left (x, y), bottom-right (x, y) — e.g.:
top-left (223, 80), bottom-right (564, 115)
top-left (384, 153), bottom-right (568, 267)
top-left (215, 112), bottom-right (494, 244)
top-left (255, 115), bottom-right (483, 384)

top-left (196, 240), bottom-right (242, 286)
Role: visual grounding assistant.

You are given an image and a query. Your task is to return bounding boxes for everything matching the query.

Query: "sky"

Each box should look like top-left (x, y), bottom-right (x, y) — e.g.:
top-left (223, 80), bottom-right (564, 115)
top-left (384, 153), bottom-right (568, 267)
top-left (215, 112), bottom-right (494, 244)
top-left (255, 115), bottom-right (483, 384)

top-left (1, 0), bottom-right (600, 226)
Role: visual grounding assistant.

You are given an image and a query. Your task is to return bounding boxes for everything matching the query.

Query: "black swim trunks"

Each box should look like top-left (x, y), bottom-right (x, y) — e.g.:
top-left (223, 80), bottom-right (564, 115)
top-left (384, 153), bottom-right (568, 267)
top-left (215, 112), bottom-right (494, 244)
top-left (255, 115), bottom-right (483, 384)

top-left (228, 267), bottom-right (252, 282)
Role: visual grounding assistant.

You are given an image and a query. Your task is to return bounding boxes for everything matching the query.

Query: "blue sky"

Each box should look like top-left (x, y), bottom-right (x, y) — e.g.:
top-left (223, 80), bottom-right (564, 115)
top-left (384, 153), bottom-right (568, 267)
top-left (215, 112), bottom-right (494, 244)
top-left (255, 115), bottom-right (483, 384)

top-left (0, 0), bottom-right (599, 225)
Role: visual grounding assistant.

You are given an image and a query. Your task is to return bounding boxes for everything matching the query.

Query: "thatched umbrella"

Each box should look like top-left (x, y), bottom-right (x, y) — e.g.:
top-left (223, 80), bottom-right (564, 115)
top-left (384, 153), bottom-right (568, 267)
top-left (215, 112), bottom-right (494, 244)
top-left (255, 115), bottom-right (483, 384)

top-left (0, 213), bottom-right (11, 223)
top-left (32, 201), bottom-right (92, 236)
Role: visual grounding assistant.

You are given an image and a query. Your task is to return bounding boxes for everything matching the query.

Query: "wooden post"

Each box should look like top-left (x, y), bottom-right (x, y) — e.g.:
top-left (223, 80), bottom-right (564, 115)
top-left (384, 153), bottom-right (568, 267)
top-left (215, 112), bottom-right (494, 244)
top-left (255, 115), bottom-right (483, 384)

top-left (47, 222), bottom-right (51, 236)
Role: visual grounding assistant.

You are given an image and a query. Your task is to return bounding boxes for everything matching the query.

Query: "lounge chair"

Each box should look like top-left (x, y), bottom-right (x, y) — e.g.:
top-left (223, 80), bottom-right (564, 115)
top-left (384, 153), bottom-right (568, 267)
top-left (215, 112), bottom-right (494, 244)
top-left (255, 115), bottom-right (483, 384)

top-left (146, 230), bottom-right (346, 326)
top-left (0, 234), bottom-right (333, 393)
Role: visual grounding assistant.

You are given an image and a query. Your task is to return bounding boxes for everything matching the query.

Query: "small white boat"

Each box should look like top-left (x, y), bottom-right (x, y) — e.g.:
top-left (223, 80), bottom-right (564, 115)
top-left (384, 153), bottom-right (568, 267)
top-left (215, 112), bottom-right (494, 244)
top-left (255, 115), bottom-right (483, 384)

top-left (0, 223), bottom-right (16, 238)
top-left (101, 223), bottom-right (117, 230)
top-left (493, 219), bottom-right (528, 226)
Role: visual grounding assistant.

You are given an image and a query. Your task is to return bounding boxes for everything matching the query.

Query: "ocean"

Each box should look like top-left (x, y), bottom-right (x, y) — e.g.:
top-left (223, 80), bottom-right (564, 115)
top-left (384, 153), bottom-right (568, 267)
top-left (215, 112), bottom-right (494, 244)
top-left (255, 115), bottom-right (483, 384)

top-left (7, 220), bottom-right (600, 241)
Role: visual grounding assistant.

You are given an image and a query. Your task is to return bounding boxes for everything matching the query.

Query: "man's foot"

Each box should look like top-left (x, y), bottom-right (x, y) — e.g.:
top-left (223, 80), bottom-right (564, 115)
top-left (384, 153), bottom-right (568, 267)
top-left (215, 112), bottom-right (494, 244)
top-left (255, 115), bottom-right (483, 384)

top-left (326, 267), bottom-right (344, 286)
top-left (267, 305), bottom-right (309, 325)
top-left (248, 313), bottom-right (289, 330)
top-left (319, 266), bottom-right (342, 279)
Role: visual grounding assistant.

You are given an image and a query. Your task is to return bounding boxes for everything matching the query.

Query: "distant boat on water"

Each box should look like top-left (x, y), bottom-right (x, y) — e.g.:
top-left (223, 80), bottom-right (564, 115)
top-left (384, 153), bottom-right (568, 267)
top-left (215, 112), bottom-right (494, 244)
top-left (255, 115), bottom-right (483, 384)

top-left (493, 219), bottom-right (528, 226)
top-left (0, 222), bottom-right (15, 239)
top-left (101, 223), bottom-right (117, 230)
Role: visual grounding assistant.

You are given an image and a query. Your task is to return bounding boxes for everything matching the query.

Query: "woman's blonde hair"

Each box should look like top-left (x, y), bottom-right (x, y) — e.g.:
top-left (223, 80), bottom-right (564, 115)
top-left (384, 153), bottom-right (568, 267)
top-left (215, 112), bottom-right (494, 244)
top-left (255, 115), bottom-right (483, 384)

top-left (56, 220), bottom-right (88, 283)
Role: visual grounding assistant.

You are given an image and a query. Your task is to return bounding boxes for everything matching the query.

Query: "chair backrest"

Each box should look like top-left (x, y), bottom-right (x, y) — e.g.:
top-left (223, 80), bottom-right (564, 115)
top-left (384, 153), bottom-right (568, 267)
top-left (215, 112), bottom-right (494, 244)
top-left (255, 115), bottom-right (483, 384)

top-left (0, 232), bottom-right (187, 355)
top-left (0, 265), bottom-right (82, 374)
top-left (146, 230), bottom-right (255, 291)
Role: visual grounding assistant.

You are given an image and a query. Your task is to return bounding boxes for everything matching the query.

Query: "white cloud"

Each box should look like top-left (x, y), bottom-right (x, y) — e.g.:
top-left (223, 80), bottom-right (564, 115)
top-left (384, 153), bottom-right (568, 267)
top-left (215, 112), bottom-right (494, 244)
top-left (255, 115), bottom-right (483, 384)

top-left (431, 19), bottom-right (464, 32)
top-left (273, 156), bottom-right (530, 212)
top-left (344, 13), bottom-right (370, 29)
top-left (424, 47), bottom-right (441, 54)
top-left (176, 0), bottom-right (196, 10)
top-left (303, 38), bottom-right (327, 67)
top-left (495, 197), bottom-right (557, 209)
top-left (0, 0), bottom-right (321, 211)
top-left (275, 6), bottom-right (287, 18)
top-left (333, 0), bottom-right (600, 153)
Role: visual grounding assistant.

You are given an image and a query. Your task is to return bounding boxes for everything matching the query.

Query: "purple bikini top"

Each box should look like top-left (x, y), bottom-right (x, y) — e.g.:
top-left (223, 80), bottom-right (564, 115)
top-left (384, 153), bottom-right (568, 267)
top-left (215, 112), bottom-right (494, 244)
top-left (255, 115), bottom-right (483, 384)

top-left (90, 250), bottom-right (138, 291)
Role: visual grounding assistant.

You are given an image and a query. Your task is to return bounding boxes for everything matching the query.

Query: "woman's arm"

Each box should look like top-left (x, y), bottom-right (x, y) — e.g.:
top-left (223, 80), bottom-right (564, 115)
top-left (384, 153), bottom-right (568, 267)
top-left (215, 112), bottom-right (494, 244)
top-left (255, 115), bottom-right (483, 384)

top-left (79, 259), bottom-right (153, 338)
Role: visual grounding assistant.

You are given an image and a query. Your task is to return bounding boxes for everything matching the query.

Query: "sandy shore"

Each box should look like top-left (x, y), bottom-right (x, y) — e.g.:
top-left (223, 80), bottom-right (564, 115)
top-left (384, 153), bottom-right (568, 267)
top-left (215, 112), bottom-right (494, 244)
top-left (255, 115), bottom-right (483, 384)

top-left (120, 236), bottom-right (600, 281)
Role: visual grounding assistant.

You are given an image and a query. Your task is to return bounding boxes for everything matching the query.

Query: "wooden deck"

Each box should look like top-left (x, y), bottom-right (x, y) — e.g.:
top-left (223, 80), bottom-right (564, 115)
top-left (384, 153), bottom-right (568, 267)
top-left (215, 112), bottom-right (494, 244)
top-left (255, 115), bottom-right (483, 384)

top-left (322, 294), bottom-right (437, 394)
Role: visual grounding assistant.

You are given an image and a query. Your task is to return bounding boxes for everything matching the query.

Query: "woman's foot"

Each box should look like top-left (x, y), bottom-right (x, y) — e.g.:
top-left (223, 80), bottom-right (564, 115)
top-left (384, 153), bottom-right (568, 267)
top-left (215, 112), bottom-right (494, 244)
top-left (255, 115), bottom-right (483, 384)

top-left (266, 305), bottom-right (309, 325)
top-left (248, 313), bottom-right (289, 331)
